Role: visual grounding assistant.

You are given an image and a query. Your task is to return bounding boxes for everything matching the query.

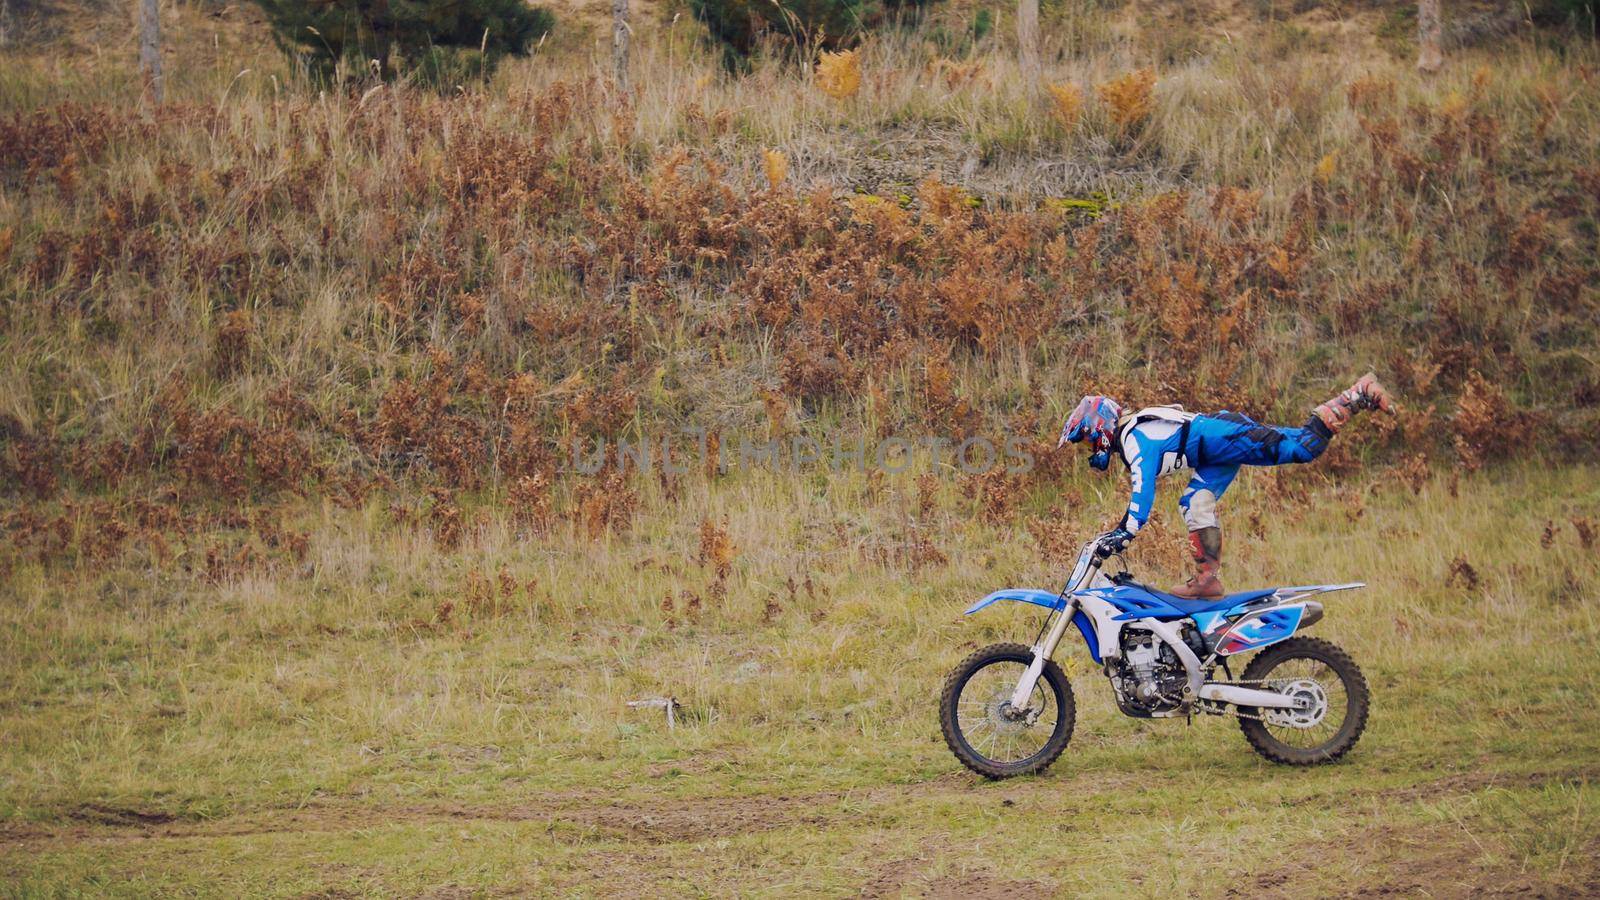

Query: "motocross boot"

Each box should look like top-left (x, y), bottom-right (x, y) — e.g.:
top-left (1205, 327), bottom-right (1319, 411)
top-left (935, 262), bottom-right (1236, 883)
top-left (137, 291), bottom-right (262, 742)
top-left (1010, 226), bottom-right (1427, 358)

top-left (1171, 526), bottom-right (1224, 600)
top-left (1312, 371), bottom-right (1395, 434)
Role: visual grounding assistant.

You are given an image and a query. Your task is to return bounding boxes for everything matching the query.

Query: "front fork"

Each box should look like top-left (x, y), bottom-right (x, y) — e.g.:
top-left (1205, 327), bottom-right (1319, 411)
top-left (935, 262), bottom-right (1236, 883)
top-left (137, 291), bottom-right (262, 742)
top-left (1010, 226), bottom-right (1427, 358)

top-left (1006, 597), bottom-right (1080, 712)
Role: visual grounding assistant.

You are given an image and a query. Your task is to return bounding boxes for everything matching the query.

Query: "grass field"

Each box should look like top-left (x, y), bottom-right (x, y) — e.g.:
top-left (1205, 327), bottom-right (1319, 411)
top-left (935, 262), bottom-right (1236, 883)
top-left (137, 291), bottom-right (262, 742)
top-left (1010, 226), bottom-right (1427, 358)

top-left (3, 460), bottom-right (1598, 896)
top-left (3, 0), bottom-right (1600, 895)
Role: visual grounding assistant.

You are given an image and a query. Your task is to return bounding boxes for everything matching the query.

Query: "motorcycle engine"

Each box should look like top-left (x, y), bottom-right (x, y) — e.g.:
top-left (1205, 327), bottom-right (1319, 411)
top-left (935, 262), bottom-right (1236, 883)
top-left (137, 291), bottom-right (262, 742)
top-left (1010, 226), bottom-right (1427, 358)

top-left (1111, 627), bottom-right (1191, 714)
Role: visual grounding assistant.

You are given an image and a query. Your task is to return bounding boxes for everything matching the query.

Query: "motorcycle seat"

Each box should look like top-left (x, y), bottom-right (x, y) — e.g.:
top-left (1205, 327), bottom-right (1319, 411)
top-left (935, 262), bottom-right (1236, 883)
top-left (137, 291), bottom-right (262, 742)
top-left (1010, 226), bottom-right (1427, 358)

top-left (1128, 583), bottom-right (1279, 615)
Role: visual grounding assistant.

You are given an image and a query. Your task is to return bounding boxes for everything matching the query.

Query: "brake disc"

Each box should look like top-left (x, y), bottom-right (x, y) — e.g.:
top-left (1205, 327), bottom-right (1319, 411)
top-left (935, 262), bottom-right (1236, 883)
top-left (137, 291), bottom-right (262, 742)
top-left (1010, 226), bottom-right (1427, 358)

top-left (987, 696), bottom-right (1038, 734)
top-left (1263, 678), bottom-right (1329, 729)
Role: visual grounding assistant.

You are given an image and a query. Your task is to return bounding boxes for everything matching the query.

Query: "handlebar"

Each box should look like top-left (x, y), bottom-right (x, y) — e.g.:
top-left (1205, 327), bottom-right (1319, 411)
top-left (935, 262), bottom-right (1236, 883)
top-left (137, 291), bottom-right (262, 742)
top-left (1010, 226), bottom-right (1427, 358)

top-left (1063, 532), bottom-right (1131, 594)
top-left (1093, 530), bottom-right (1131, 559)
top-left (1065, 533), bottom-right (1119, 593)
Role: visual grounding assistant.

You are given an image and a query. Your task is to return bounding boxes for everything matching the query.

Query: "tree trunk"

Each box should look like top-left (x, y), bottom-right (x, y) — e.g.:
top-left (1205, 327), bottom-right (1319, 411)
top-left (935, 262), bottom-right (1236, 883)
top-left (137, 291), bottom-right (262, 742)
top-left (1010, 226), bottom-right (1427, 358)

top-left (1016, 0), bottom-right (1039, 79)
top-left (138, 0), bottom-right (164, 104)
top-left (612, 0), bottom-right (630, 92)
top-left (1, 0), bottom-right (12, 49)
top-left (1417, 0), bottom-right (1444, 73)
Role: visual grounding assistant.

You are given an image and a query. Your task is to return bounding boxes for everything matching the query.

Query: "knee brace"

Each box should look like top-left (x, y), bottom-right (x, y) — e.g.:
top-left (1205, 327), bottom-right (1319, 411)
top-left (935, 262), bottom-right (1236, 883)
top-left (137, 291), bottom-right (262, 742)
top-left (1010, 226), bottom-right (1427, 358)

top-left (1181, 488), bottom-right (1220, 532)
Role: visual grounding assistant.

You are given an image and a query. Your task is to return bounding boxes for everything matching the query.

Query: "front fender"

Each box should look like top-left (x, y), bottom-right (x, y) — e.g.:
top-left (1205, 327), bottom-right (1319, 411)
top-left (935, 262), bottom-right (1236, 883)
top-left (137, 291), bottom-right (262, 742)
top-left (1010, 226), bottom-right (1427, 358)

top-left (964, 588), bottom-right (1100, 664)
top-left (964, 588), bottom-right (1065, 615)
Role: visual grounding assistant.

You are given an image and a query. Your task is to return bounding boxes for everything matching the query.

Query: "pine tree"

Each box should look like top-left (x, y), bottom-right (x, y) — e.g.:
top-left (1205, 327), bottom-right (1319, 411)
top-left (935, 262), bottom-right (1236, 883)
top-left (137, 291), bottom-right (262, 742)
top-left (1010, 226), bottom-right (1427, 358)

top-left (252, 0), bottom-right (554, 86)
top-left (689, 0), bottom-right (938, 68)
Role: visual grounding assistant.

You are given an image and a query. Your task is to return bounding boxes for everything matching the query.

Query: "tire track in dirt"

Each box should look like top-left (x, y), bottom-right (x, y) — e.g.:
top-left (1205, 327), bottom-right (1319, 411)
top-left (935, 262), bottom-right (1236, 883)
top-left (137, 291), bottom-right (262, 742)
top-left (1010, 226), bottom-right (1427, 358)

top-left (3, 763), bottom-right (1592, 853)
top-left (0, 794), bottom-right (822, 850)
top-left (857, 855), bottom-right (1057, 899)
top-left (0, 774), bottom-right (975, 851)
top-left (1228, 821), bottom-right (1600, 899)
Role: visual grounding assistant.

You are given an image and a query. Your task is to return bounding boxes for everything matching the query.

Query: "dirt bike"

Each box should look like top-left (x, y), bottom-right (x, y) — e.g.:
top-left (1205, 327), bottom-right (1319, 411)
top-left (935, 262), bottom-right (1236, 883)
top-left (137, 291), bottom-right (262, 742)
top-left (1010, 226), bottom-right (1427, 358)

top-left (939, 533), bottom-right (1371, 778)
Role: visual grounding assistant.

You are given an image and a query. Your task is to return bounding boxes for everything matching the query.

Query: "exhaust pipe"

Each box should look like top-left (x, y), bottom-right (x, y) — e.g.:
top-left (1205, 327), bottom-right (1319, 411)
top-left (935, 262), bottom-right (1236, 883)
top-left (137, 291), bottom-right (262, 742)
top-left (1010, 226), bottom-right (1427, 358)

top-left (1299, 601), bottom-right (1324, 629)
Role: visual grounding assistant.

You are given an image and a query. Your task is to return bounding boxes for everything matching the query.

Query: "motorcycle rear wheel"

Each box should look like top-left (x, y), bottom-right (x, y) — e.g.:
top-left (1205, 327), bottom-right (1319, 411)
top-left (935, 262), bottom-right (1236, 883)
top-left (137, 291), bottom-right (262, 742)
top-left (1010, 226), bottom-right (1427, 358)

top-left (1237, 636), bottom-right (1370, 765)
top-left (940, 642), bottom-right (1075, 779)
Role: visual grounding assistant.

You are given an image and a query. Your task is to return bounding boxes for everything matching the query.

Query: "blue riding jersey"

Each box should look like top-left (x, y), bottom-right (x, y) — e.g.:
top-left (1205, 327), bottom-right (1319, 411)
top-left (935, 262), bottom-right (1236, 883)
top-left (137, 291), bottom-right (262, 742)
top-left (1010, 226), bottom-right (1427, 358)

top-left (1115, 407), bottom-right (1329, 534)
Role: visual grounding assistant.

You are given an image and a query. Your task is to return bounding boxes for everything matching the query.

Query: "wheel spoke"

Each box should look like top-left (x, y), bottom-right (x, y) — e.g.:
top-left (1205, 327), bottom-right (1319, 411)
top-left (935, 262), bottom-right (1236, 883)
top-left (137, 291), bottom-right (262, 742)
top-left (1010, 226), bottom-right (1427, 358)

top-left (977, 723), bottom-right (999, 757)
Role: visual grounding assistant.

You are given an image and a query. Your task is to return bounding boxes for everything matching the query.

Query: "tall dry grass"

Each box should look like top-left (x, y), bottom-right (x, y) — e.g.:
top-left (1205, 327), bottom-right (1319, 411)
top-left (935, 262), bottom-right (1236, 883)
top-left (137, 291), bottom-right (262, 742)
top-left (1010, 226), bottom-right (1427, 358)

top-left (0, 0), bottom-right (1594, 705)
top-left (2, 20), bottom-right (1597, 579)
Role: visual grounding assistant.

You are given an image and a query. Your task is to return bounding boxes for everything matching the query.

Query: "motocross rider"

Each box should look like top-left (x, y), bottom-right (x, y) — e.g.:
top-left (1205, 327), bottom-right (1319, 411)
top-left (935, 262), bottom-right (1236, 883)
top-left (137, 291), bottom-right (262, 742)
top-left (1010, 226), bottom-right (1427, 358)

top-left (1059, 374), bottom-right (1395, 600)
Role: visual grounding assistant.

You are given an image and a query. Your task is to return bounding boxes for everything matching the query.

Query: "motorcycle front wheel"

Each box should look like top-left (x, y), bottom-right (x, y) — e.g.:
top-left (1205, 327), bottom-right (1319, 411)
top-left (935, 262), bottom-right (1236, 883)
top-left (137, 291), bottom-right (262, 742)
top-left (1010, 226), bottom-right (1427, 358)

top-left (940, 642), bottom-right (1075, 779)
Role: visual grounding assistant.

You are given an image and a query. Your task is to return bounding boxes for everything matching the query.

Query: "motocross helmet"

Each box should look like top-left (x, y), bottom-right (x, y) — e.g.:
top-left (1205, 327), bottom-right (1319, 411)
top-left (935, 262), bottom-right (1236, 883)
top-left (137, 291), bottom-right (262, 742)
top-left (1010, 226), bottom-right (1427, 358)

top-left (1059, 395), bottom-right (1123, 471)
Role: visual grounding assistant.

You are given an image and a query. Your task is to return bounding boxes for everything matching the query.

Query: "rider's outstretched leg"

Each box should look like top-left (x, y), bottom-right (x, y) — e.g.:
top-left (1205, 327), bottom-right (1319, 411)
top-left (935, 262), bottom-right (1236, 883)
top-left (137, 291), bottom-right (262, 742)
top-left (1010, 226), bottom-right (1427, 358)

top-left (1252, 372), bottom-right (1397, 466)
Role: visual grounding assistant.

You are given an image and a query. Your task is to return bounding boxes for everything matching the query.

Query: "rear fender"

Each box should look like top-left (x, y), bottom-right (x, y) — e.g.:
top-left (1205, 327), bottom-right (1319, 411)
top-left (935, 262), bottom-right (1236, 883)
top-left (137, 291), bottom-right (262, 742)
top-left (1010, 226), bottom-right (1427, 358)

top-left (965, 589), bottom-right (1101, 664)
top-left (1207, 601), bottom-right (1323, 655)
